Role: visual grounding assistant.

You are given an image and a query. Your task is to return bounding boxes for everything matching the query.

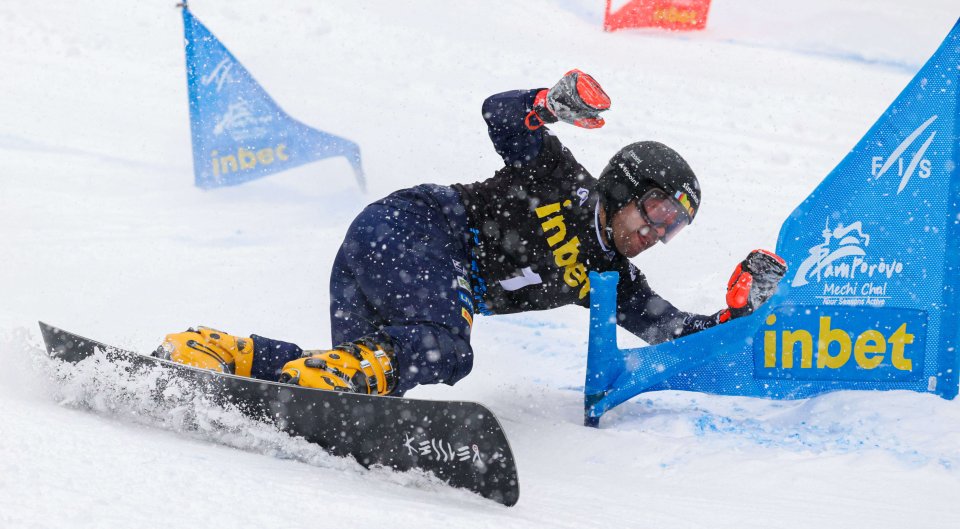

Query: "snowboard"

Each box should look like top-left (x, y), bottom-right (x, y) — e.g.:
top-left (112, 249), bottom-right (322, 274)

top-left (39, 322), bottom-right (519, 506)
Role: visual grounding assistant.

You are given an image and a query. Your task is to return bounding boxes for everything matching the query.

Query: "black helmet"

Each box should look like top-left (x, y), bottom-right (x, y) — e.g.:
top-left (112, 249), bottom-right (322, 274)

top-left (596, 141), bottom-right (701, 223)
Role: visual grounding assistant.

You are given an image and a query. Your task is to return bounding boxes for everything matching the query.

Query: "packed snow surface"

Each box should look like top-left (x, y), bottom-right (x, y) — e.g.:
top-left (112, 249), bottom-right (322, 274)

top-left (1, 1), bottom-right (958, 527)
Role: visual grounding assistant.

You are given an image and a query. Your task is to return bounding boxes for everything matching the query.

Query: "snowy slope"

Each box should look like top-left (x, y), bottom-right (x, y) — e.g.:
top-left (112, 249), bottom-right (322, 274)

top-left (1, 1), bottom-right (958, 527)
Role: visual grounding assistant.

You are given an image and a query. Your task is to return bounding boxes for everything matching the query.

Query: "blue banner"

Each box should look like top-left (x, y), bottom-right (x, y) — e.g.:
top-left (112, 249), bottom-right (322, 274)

top-left (585, 18), bottom-right (960, 425)
top-left (182, 7), bottom-right (364, 190)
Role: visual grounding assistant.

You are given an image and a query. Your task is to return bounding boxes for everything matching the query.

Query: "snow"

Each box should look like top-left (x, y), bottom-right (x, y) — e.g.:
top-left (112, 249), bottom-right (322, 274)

top-left (1, 1), bottom-right (959, 527)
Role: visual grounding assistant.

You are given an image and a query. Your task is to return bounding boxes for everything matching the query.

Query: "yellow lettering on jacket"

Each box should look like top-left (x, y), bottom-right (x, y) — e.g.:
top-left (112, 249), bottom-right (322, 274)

top-left (537, 200), bottom-right (590, 299)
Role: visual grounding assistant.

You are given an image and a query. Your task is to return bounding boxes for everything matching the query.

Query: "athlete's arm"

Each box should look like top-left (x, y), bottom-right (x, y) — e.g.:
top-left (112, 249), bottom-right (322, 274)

top-left (482, 89), bottom-right (547, 166)
top-left (616, 250), bottom-right (788, 343)
top-left (482, 70), bottom-right (610, 167)
top-left (616, 280), bottom-right (720, 345)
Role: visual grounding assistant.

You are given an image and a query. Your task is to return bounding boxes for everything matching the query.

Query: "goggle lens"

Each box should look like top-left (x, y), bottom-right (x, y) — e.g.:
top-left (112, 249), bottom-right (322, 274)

top-left (637, 189), bottom-right (692, 243)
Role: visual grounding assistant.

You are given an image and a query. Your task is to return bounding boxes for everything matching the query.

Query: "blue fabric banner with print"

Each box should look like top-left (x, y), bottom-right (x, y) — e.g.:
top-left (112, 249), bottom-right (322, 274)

top-left (584, 18), bottom-right (960, 425)
top-left (182, 7), bottom-right (364, 190)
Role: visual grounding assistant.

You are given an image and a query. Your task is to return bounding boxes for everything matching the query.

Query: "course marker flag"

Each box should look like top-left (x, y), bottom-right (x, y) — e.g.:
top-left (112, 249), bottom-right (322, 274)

top-left (182, 6), bottom-right (364, 190)
top-left (604, 0), bottom-right (711, 32)
top-left (585, 18), bottom-right (960, 426)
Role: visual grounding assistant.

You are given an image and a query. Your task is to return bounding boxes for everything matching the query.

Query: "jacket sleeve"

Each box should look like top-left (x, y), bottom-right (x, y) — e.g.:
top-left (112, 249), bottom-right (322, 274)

top-left (482, 89), bottom-right (549, 167)
top-left (615, 265), bottom-right (720, 344)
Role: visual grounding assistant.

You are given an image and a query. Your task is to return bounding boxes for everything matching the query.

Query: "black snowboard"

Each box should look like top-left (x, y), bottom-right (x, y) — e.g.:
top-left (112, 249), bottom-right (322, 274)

top-left (39, 322), bottom-right (519, 506)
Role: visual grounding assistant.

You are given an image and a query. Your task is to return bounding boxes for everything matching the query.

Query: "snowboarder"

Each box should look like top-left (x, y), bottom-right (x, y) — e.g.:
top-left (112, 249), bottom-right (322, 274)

top-left (157, 70), bottom-right (787, 396)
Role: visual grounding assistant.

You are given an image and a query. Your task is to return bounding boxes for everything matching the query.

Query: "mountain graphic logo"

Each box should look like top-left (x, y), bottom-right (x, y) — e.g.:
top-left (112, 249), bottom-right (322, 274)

top-left (792, 220), bottom-right (871, 287)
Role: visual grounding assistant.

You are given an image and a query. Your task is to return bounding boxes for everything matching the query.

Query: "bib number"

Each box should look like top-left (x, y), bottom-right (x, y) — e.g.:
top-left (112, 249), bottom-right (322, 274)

top-left (499, 267), bottom-right (543, 291)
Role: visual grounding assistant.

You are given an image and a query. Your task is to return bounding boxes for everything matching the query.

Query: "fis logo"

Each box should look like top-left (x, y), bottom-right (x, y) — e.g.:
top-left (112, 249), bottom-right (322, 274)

top-left (870, 115), bottom-right (937, 194)
top-left (754, 306), bottom-right (926, 382)
top-left (201, 58), bottom-right (235, 92)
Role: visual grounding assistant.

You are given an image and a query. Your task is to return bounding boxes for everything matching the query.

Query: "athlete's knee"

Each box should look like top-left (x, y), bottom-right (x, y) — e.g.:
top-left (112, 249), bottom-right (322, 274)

top-left (379, 323), bottom-right (473, 394)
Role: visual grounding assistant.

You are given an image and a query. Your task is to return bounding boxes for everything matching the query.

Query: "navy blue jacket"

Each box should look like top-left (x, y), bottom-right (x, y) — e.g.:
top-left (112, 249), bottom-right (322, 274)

top-left (452, 90), bottom-right (718, 344)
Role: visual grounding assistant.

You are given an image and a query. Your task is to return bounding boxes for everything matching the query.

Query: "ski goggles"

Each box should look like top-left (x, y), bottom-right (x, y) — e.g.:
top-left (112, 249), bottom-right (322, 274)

top-left (636, 188), bottom-right (693, 243)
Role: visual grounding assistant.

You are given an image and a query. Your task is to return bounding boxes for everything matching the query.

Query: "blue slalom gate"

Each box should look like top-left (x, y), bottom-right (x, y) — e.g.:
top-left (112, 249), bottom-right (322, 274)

top-left (585, 18), bottom-right (960, 426)
top-left (181, 5), bottom-right (364, 190)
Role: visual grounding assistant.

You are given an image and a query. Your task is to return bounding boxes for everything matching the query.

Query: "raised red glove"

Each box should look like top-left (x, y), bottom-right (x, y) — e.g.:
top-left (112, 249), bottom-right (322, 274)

top-left (525, 69), bottom-right (611, 130)
top-left (718, 249), bottom-right (787, 323)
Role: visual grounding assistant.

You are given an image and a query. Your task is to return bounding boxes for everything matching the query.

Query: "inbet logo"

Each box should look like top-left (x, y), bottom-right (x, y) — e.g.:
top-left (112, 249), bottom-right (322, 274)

top-left (210, 144), bottom-right (289, 177)
top-left (754, 306), bottom-right (927, 382)
top-left (535, 200), bottom-right (590, 299)
top-left (870, 115), bottom-right (937, 194)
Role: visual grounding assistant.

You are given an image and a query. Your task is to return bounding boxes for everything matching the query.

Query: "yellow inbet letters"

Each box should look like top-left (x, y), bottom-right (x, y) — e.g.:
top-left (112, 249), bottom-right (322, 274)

top-left (210, 144), bottom-right (290, 177)
top-left (763, 315), bottom-right (914, 372)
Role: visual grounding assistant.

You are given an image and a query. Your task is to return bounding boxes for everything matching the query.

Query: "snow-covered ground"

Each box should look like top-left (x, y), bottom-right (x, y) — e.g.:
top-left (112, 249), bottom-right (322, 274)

top-left (1, 1), bottom-right (958, 527)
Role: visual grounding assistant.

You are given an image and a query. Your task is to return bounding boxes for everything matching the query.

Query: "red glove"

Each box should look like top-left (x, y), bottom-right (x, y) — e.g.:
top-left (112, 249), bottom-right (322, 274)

top-left (525, 69), bottom-right (611, 130)
top-left (719, 249), bottom-right (787, 323)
